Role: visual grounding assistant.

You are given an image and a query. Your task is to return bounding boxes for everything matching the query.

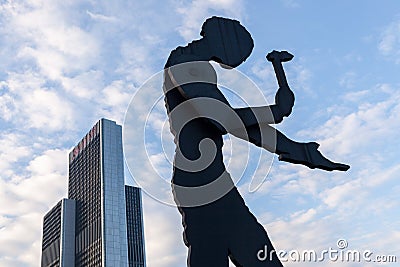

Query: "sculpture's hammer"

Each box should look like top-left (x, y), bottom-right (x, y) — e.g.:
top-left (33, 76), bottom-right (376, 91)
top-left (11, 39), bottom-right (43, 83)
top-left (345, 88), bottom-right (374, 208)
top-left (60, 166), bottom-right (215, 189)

top-left (266, 50), bottom-right (293, 88)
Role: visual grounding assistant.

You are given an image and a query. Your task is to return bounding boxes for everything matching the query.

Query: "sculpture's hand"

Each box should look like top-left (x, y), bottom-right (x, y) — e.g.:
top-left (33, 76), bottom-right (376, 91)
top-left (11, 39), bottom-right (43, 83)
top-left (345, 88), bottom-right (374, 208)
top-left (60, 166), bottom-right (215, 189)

top-left (274, 86), bottom-right (295, 119)
top-left (279, 142), bottom-right (350, 171)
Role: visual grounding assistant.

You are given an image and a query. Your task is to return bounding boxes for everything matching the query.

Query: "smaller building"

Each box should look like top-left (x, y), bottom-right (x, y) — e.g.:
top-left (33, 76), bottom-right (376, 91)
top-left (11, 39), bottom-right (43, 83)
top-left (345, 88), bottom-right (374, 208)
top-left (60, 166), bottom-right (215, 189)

top-left (41, 199), bottom-right (75, 267)
top-left (126, 186), bottom-right (146, 267)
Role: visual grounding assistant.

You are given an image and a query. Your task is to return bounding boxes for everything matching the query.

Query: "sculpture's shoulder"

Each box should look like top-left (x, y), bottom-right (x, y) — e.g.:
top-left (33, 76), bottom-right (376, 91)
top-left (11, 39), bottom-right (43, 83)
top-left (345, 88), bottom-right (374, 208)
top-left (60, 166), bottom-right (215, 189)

top-left (166, 47), bottom-right (203, 67)
top-left (167, 61), bottom-right (217, 92)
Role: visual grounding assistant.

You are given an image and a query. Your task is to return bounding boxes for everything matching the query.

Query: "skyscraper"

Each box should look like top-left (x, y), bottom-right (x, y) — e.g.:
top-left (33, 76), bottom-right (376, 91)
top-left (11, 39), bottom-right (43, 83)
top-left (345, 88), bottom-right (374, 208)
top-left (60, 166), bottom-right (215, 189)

top-left (41, 118), bottom-right (146, 267)
top-left (125, 186), bottom-right (145, 267)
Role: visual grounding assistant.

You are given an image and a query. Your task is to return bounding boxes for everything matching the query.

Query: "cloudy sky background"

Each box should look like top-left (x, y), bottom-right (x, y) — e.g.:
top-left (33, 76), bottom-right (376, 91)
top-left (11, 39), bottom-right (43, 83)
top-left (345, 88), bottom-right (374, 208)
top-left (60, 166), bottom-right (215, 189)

top-left (1, 0), bottom-right (400, 266)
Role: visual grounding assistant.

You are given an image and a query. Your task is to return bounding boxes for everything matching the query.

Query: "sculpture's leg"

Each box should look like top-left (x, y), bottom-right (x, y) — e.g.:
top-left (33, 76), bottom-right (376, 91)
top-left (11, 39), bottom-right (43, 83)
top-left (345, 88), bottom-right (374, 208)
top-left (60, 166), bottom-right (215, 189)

top-left (227, 223), bottom-right (283, 267)
top-left (225, 189), bottom-right (284, 267)
top-left (188, 241), bottom-right (229, 267)
top-left (178, 205), bottom-right (229, 267)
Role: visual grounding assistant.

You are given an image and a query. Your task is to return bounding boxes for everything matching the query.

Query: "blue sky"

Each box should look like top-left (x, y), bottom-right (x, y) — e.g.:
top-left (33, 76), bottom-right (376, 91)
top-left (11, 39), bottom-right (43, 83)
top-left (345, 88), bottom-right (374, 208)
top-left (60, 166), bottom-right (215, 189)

top-left (1, 0), bottom-right (400, 266)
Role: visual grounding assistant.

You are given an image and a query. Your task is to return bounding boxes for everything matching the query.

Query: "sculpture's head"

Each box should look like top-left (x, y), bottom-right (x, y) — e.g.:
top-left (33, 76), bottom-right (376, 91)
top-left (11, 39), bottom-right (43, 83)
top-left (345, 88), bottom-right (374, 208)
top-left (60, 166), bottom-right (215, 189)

top-left (200, 16), bottom-right (254, 68)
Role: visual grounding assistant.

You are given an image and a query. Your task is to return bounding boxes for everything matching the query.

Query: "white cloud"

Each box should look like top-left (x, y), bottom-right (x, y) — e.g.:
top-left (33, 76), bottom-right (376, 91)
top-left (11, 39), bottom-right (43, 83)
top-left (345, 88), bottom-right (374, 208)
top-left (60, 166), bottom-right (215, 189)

top-left (0, 133), bottom-right (31, 177)
top-left (2, 71), bottom-right (76, 131)
top-left (320, 178), bottom-right (363, 209)
top-left (23, 88), bottom-right (75, 130)
top-left (378, 19), bottom-right (400, 63)
top-left (86, 10), bottom-right (118, 23)
top-left (142, 197), bottom-right (187, 267)
top-left (0, 149), bottom-right (68, 215)
top-left (249, 57), bottom-right (315, 107)
top-left (0, 212), bottom-right (43, 266)
top-left (7, 1), bottom-right (100, 79)
top-left (0, 148), bottom-right (68, 267)
top-left (0, 90), bottom-right (16, 121)
top-left (342, 89), bottom-right (369, 102)
top-left (61, 70), bottom-right (104, 99)
top-left (281, 0), bottom-right (300, 8)
top-left (117, 40), bottom-right (158, 86)
top-left (101, 80), bottom-right (133, 107)
top-left (246, 82), bottom-right (400, 267)
top-left (298, 84), bottom-right (400, 159)
top-left (290, 208), bottom-right (317, 224)
top-left (27, 149), bottom-right (67, 176)
top-left (175, 0), bottom-right (245, 41)
top-left (250, 59), bottom-right (277, 97)
top-left (339, 71), bottom-right (358, 89)
top-left (290, 63), bottom-right (313, 95)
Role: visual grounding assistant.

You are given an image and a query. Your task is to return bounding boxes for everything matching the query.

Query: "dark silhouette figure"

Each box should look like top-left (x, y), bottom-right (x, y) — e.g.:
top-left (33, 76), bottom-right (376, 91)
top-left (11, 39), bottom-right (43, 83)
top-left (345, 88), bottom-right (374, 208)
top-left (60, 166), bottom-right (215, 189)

top-left (163, 16), bottom-right (349, 267)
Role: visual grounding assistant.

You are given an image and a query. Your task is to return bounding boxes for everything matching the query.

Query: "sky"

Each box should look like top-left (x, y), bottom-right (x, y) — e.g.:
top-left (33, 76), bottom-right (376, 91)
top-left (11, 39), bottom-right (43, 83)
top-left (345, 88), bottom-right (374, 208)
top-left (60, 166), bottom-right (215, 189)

top-left (1, 0), bottom-right (400, 266)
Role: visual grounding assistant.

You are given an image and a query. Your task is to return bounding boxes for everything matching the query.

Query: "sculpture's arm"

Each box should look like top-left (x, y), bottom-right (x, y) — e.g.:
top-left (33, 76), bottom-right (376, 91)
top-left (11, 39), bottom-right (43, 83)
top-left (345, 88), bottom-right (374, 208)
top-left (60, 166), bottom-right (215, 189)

top-left (166, 59), bottom-right (277, 134)
top-left (209, 50), bottom-right (297, 127)
top-left (166, 52), bottom-right (295, 131)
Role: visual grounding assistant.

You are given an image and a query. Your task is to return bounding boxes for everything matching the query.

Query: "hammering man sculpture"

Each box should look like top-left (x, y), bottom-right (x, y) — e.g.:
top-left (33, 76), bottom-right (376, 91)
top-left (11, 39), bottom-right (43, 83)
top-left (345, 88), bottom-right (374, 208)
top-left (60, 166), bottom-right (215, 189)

top-left (163, 16), bottom-right (349, 267)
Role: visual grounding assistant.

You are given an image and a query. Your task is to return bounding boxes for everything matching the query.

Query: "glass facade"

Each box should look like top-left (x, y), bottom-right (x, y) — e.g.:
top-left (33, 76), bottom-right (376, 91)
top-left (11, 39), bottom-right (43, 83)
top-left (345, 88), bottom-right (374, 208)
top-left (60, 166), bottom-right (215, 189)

top-left (41, 118), bottom-right (146, 267)
top-left (41, 199), bottom-right (76, 267)
top-left (68, 121), bottom-right (102, 266)
top-left (126, 186), bottom-right (146, 267)
top-left (41, 200), bottom-right (62, 267)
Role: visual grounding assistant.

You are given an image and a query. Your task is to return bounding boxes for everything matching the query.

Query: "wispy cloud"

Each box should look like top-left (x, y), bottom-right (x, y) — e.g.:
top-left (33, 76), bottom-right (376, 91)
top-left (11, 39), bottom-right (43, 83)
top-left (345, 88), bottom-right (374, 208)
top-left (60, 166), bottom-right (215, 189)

top-left (86, 10), bottom-right (118, 23)
top-left (247, 81), bottom-right (400, 267)
top-left (175, 0), bottom-right (245, 41)
top-left (378, 19), bottom-right (400, 63)
top-left (0, 148), bottom-right (68, 266)
top-left (142, 197), bottom-right (187, 267)
top-left (281, 0), bottom-right (300, 8)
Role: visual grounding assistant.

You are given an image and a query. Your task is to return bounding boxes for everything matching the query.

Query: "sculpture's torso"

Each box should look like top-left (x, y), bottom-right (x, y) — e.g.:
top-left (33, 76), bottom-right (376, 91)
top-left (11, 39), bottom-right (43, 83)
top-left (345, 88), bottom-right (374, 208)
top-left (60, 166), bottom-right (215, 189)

top-left (163, 47), bottom-right (226, 188)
